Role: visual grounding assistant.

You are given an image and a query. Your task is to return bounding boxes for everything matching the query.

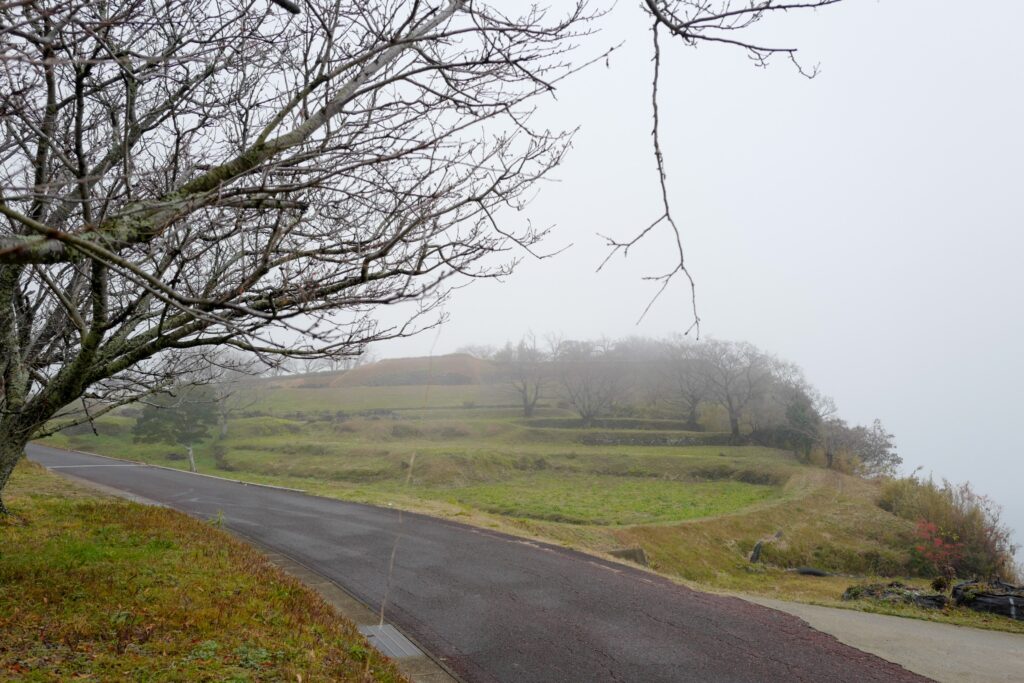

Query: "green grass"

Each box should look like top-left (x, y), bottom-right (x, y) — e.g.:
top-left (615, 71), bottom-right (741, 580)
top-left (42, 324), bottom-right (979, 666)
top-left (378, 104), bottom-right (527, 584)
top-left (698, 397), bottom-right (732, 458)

top-left (47, 417), bottom-right (791, 527)
top-left (429, 475), bottom-right (778, 525)
top-left (0, 462), bottom-right (407, 682)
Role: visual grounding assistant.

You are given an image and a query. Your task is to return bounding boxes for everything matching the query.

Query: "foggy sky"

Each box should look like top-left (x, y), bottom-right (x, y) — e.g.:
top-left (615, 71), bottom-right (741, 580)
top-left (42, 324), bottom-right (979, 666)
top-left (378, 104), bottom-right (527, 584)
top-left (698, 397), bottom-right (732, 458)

top-left (374, 1), bottom-right (1024, 557)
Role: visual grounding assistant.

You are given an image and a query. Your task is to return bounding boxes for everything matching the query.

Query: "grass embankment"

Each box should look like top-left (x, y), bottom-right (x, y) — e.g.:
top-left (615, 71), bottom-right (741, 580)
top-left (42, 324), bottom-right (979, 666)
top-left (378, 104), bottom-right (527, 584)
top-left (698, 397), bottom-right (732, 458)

top-left (44, 375), bottom-right (1024, 634)
top-left (0, 462), bottom-right (406, 682)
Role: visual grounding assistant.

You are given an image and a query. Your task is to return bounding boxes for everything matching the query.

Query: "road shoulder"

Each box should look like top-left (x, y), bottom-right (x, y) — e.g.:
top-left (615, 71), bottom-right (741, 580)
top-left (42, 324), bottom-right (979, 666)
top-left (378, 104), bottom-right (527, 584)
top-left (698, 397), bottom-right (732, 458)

top-left (745, 596), bottom-right (1024, 683)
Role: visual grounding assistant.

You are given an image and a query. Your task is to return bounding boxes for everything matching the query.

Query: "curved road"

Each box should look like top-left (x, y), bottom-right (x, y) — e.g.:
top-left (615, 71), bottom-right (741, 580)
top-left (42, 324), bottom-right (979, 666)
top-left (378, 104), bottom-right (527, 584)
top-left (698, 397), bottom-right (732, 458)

top-left (29, 444), bottom-right (928, 683)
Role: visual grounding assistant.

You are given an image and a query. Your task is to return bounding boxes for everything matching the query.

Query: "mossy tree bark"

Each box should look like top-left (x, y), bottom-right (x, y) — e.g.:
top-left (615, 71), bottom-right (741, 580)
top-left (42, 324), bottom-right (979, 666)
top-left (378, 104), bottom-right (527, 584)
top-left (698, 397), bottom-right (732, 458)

top-left (0, 443), bottom-right (22, 515)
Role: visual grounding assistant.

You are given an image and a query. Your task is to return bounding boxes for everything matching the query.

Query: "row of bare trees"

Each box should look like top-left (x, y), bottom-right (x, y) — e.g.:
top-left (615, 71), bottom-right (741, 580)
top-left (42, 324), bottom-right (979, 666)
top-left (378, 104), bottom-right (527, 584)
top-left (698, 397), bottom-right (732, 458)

top-left (261, 348), bottom-right (377, 377)
top-left (487, 335), bottom-right (901, 477)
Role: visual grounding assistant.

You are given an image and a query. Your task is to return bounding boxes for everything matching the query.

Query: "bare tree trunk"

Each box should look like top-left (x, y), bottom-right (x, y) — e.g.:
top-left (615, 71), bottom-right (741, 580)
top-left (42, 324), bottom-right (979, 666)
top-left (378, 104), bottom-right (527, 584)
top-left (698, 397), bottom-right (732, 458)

top-left (687, 404), bottom-right (700, 431)
top-left (729, 413), bottom-right (741, 439)
top-left (0, 438), bottom-right (26, 515)
top-left (187, 443), bottom-right (197, 473)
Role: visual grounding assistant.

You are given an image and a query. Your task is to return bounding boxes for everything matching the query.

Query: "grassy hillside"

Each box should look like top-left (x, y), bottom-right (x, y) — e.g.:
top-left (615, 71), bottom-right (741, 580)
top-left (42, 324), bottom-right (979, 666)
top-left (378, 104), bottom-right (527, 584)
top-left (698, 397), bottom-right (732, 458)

top-left (42, 363), bottom-right (1024, 634)
top-left (0, 463), bottom-right (406, 682)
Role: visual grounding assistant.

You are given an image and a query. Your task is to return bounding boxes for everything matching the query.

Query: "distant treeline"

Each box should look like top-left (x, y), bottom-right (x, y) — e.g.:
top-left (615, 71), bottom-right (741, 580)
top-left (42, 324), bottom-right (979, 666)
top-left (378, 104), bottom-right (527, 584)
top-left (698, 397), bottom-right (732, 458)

top-left (467, 335), bottom-right (901, 478)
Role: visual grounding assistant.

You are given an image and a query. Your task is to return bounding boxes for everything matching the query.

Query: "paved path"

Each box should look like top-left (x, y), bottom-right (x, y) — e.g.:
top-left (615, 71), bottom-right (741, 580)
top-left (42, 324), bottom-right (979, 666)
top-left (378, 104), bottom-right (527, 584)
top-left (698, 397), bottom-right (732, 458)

top-left (750, 597), bottom-right (1024, 683)
top-left (29, 444), bottom-right (928, 683)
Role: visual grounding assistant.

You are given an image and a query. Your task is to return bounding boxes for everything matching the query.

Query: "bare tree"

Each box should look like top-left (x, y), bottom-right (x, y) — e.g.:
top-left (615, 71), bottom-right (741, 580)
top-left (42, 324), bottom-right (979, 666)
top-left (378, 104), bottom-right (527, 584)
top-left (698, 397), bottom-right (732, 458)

top-left (323, 346), bottom-right (373, 373)
top-left (602, 0), bottom-right (844, 324)
top-left (0, 0), bottom-right (845, 511)
top-left (662, 338), bottom-right (712, 430)
top-left (202, 351), bottom-right (260, 439)
top-left (554, 340), bottom-right (628, 426)
top-left (299, 358), bottom-right (327, 375)
top-left (495, 333), bottom-right (548, 418)
top-left (698, 339), bottom-right (775, 440)
top-left (454, 344), bottom-right (496, 360)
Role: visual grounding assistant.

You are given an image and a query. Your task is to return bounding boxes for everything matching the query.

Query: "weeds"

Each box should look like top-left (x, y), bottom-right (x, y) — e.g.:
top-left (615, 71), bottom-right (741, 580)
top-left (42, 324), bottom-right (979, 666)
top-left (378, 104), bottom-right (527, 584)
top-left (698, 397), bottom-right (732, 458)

top-left (879, 475), bottom-right (1017, 580)
top-left (0, 463), bottom-right (407, 682)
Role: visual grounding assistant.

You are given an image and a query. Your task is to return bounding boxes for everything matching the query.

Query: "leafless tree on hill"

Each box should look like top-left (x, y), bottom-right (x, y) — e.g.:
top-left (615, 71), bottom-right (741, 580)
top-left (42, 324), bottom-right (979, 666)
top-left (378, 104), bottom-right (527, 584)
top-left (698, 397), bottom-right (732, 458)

top-left (554, 340), bottom-right (630, 426)
top-left (203, 351), bottom-right (261, 439)
top-left (662, 338), bottom-right (713, 430)
top-left (697, 339), bottom-right (776, 440)
top-left (495, 333), bottom-right (548, 418)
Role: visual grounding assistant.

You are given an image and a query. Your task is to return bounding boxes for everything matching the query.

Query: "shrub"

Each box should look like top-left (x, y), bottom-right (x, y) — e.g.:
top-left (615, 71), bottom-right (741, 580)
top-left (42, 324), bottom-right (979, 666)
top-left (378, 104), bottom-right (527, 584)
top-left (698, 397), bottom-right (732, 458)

top-left (879, 476), bottom-right (1017, 580)
top-left (513, 456), bottom-right (549, 471)
top-left (391, 424), bottom-right (421, 438)
top-left (912, 520), bottom-right (962, 577)
top-left (212, 444), bottom-right (235, 471)
top-left (437, 425), bottom-right (471, 439)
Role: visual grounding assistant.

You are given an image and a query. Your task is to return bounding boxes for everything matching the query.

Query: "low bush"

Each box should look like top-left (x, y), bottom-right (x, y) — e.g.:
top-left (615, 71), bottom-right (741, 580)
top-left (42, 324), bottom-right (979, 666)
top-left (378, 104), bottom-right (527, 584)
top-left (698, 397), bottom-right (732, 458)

top-left (391, 424), bottom-right (421, 438)
top-left (212, 444), bottom-right (235, 471)
top-left (879, 475), bottom-right (1017, 580)
top-left (436, 425), bottom-right (471, 439)
top-left (513, 456), bottom-right (549, 471)
top-left (761, 542), bottom-right (908, 576)
top-left (328, 467), bottom-right (394, 482)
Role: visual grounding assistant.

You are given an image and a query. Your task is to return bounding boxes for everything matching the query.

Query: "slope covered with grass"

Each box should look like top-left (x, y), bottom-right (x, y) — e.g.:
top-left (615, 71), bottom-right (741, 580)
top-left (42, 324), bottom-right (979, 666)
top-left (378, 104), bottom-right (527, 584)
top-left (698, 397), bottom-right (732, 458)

top-left (0, 463), bottom-right (406, 682)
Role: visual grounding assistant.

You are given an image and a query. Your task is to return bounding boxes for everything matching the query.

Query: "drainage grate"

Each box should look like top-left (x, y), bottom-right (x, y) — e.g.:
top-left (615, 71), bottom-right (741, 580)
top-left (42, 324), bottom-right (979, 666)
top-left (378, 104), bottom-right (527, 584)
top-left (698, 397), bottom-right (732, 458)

top-left (358, 624), bottom-right (424, 659)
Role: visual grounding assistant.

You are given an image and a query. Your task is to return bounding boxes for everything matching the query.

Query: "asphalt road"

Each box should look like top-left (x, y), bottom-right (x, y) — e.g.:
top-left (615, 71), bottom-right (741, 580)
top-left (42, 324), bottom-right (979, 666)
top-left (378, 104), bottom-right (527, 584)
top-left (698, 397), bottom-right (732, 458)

top-left (28, 444), bottom-right (929, 683)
